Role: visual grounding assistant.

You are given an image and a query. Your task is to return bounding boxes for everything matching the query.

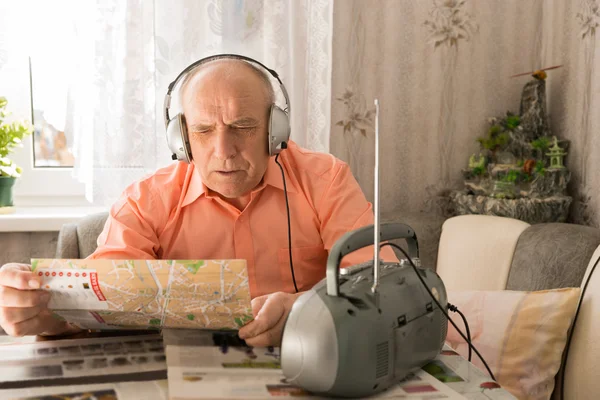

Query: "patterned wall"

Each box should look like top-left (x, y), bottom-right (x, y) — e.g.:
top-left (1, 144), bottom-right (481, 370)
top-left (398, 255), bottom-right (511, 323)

top-left (330, 0), bottom-right (600, 268)
top-left (547, 0), bottom-right (599, 227)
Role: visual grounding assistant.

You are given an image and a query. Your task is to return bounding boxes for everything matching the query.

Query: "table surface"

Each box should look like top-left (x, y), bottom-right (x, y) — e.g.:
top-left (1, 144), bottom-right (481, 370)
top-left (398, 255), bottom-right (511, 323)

top-left (0, 331), bottom-right (517, 399)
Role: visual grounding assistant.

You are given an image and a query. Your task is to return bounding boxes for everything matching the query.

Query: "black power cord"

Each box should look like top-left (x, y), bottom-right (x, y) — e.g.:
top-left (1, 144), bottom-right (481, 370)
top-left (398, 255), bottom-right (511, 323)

top-left (274, 147), bottom-right (298, 293)
top-left (381, 242), bottom-right (496, 382)
top-left (447, 303), bottom-right (472, 362)
top-left (559, 254), bottom-right (600, 400)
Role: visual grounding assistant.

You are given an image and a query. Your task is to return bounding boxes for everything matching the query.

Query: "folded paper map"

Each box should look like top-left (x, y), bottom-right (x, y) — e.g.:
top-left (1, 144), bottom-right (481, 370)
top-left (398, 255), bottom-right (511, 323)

top-left (31, 259), bottom-right (253, 331)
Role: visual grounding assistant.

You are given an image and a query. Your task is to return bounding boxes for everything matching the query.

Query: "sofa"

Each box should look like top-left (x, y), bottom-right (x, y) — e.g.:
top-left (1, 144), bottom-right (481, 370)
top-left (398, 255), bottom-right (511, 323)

top-left (436, 214), bottom-right (600, 400)
top-left (55, 211), bottom-right (109, 259)
top-left (55, 212), bottom-right (600, 399)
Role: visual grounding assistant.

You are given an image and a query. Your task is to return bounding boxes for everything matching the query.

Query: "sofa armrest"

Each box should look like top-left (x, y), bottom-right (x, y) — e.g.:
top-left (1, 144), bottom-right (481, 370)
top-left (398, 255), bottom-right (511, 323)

top-left (557, 246), bottom-right (600, 400)
top-left (55, 222), bottom-right (79, 259)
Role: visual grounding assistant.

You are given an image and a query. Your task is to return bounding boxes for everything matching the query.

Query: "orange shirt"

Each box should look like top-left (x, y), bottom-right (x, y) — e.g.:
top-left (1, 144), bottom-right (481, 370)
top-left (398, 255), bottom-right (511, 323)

top-left (88, 141), bottom-right (395, 297)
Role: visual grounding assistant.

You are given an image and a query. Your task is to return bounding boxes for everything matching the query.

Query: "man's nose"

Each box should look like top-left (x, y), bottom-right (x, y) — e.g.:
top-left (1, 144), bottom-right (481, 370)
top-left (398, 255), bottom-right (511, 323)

top-left (213, 129), bottom-right (237, 160)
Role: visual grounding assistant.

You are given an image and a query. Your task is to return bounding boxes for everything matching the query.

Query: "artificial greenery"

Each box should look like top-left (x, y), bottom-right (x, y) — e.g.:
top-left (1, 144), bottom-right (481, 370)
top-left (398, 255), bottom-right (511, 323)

top-left (535, 160), bottom-right (546, 176)
top-left (476, 125), bottom-right (509, 152)
top-left (0, 97), bottom-right (33, 178)
top-left (500, 170), bottom-right (520, 183)
top-left (531, 136), bottom-right (552, 153)
top-left (468, 154), bottom-right (486, 177)
top-left (504, 114), bottom-right (521, 130)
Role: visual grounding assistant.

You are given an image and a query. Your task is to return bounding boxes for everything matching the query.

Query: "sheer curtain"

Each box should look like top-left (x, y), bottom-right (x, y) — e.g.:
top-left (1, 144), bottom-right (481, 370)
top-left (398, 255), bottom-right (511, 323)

top-left (70, 0), bottom-right (333, 206)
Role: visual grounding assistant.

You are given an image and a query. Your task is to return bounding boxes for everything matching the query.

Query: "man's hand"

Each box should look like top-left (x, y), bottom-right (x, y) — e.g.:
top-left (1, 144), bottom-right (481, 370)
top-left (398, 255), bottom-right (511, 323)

top-left (0, 263), bottom-right (81, 337)
top-left (238, 291), bottom-right (303, 347)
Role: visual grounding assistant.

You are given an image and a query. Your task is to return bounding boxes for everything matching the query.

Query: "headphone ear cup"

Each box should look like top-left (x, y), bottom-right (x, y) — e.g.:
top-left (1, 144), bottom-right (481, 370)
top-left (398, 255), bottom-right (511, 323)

top-left (268, 105), bottom-right (291, 156)
top-left (166, 113), bottom-right (192, 163)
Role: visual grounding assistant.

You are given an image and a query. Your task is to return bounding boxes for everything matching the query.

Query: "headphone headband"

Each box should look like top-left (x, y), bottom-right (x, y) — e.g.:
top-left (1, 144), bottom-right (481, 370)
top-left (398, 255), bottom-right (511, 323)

top-left (164, 54), bottom-right (290, 125)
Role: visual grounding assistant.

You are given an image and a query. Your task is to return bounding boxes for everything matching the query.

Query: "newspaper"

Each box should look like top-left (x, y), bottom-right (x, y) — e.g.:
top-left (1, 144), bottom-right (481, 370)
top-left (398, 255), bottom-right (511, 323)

top-left (0, 334), bottom-right (166, 388)
top-left (31, 259), bottom-right (253, 331)
top-left (162, 330), bottom-right (467, 399)
top-left (428, 347), bottom-right (518, 400)
top-left (0, 380), bottom-right (169, 400)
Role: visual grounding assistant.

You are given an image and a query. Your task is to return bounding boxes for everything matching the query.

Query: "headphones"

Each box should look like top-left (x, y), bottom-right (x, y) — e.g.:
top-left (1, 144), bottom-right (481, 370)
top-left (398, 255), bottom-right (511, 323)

top-left (164, 54), bottom-right (291, 163)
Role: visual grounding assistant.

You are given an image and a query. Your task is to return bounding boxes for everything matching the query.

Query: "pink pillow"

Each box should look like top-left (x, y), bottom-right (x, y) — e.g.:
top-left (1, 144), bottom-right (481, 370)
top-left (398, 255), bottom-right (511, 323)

top-left (445, 288), bottom-right (580, 400)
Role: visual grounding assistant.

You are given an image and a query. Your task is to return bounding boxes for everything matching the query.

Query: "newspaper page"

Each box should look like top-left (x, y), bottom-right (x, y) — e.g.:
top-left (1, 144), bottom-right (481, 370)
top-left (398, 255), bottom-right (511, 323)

top-left (424, 347), bottom-right (517, 400)
top-left (0, 334), bottom-right (166, 389)
top-left (31, 259), bottom-right (253, 331)
top-left (0, 380), bottom-right (169, 400)
top-left (163, 330), bottom-right (466, 400)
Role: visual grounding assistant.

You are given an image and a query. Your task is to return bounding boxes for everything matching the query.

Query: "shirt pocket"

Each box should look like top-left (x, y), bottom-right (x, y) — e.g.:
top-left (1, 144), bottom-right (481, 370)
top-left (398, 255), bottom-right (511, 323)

top-left (278, 245), bottom-right (328, 292)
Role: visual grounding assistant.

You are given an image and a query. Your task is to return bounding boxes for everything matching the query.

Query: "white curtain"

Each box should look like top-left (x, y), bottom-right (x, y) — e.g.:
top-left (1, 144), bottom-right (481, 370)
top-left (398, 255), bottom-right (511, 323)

top-left (0, 0), bottom-right (333, 206)
top-left (72, 0), bottom-right (334, 206)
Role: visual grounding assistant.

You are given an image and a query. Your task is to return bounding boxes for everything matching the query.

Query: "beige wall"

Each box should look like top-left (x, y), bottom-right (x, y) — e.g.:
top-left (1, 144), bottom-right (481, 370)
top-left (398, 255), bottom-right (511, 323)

top-left (330, 0), bottom-right (600, 268)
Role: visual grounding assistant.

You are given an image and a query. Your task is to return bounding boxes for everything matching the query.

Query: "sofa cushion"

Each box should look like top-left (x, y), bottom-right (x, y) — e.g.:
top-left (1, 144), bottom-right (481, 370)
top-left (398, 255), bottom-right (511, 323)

top-left (436, 215), bottom-right (530, 291)
top-left (507, 223), bottom-right (600, 291)
top-left (445, 288), bottom-right (580, 400)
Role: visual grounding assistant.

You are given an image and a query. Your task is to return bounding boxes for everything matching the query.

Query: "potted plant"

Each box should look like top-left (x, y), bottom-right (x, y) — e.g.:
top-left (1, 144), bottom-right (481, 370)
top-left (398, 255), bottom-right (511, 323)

top-left (0, 96), bottom-right (33, 208)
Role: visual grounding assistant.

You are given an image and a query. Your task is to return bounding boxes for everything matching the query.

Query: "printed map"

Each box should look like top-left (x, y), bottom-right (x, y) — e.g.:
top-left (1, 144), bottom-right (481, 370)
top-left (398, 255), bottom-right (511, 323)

top-left (31, 259), bottom-right (253, 331)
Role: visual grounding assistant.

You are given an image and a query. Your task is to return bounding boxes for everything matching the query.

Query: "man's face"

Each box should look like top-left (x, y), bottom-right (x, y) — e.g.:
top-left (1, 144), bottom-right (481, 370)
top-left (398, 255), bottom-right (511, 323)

top-left (181, 62), bottom-right (271, 199)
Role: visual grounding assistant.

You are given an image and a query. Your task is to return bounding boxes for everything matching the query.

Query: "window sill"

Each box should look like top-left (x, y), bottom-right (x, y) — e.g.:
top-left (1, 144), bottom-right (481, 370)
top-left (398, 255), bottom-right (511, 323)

top-left (0, 206), bottom-right (107, 233)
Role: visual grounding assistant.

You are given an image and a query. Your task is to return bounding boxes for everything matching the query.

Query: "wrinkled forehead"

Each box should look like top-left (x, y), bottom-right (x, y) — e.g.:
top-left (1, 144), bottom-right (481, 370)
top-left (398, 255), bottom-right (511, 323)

top-left (180, 60), bottom-right (273, 112)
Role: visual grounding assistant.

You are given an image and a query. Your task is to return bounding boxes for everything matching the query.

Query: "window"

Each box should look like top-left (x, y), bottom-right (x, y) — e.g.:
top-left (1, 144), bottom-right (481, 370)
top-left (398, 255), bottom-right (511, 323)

top-left (30, 57), bottom-right (75, 168)
top-left (1, 57), bottom-right (86, 207)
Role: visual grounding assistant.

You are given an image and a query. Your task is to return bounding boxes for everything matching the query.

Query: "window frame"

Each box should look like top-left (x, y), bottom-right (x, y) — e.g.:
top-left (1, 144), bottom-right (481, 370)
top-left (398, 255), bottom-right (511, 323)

top-left (2, 56), bottom-right (88, 208)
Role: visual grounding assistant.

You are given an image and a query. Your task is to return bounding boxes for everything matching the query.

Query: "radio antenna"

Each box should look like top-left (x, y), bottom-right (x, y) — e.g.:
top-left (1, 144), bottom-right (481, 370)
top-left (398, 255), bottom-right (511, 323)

top-left (371, 99), bottom-right (380, 299)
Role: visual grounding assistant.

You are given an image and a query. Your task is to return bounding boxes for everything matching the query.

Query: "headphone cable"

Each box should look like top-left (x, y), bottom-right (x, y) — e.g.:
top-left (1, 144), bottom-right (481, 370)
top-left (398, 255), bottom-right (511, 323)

top-left (275, 147), bottom-right (298, 293)
top-left (447, 304), bottom-right (472, 362)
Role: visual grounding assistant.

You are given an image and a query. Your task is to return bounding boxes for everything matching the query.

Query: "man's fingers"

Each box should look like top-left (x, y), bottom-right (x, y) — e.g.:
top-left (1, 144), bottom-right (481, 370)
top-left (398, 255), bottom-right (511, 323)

top-left (2, 310), bottom-right (60, 337)
top-left (239, 317), bottom-right (271, 340)
top-left (0, 305), bottom-right (44, 325)
top-left (244, 318), bottom-right (286, 348)
top-left (250, 295), bottom-right (269, 317)
top-left (0, 286), bottom-right (50, 308)
top-left (239, 299), bottom-right (285, 340)
top-left (0, 264), bottom-right (40, 290)
top-left (244, 329), bottom-right (278, 348)
top-left (0, 263), bottom-right (31, 273)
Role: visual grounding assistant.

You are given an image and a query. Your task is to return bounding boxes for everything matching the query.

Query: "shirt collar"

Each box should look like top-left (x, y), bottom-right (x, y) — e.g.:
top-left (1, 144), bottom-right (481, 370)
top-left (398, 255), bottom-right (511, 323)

top-left (181, 153), bottom-right (298, 208)
top-left (262, 154), bottom-right (298, 194)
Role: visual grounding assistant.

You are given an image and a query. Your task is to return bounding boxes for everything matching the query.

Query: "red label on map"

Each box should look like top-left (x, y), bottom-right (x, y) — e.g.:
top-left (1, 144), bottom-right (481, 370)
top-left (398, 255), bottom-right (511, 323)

top-left (90, 272), bottom-right (106, 301)
top-left (90, 311), bottom-right (106, 324)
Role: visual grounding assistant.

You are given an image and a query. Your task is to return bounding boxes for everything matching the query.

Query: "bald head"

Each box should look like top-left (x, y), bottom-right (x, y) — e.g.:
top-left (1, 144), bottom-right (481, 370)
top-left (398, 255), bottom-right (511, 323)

top-left (180, 58), bottom-right (275, 114)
